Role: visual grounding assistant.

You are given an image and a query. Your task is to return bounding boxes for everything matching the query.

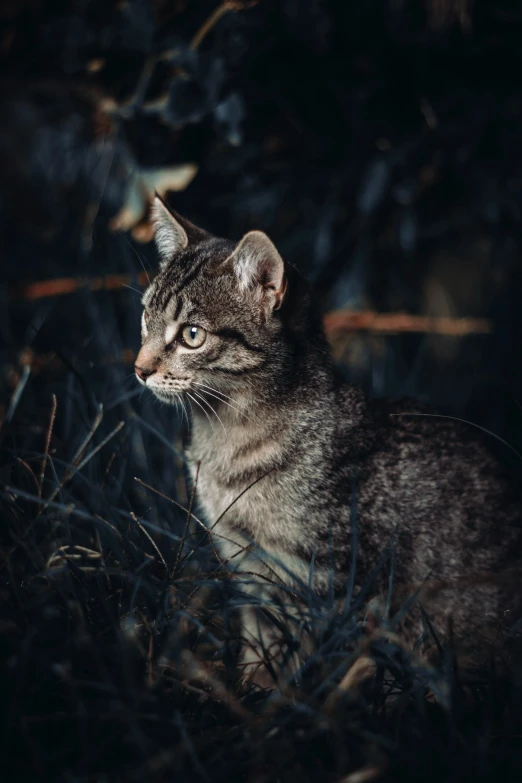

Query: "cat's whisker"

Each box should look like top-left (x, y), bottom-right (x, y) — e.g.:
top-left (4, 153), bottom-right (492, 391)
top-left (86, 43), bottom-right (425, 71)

top-left (173, 394), bottom-right (185, 429)
top-left (193, 391), bottom-right (228, 436)
top-left (185, 394), bottom-right (195, 424)
top-left (179, 394), bottom-right (191, 431)
top-left (176, 395), bottom-right (185, 428)
top-left (187, 392), bottom-right (215, 431)
top-left (123, 235), bottom-right (151, 285)
top-left (195, 382), bottom-right (252, 410)
top-left (122, 284), bottom-right (143, 295)
top-left (194, 383), bottom-right (256, 423)
top-left (196, 384), bottom-right (260, 425)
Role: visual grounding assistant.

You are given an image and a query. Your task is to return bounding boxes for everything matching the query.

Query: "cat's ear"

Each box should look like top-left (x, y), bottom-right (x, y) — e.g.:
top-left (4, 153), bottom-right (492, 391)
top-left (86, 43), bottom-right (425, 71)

top-left (228, 231), bottom-right (286, 311)
top-left (151, 195), bottom-right (207, 267)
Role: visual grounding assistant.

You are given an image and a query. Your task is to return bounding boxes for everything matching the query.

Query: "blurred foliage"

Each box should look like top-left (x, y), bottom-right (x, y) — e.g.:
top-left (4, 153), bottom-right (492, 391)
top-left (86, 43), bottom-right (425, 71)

top-left (2, 0), bottom-right (522, 438)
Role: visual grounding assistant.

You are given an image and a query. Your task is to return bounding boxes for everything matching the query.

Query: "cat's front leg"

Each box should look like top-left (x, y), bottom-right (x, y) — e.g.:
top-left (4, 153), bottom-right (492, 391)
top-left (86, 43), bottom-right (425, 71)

top-left (238, 603), bottom-right (283, 689)
top-left (237, 600), bottom-right (305, 690)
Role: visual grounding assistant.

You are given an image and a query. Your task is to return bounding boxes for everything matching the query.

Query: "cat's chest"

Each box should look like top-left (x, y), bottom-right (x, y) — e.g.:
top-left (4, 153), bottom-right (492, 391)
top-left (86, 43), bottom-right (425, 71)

top-left (188, 457), bottom-right (280, 543)
top-left (187, 423), bottom-right (286, 521)
top-left (185, 424), bottom-right (300, 557)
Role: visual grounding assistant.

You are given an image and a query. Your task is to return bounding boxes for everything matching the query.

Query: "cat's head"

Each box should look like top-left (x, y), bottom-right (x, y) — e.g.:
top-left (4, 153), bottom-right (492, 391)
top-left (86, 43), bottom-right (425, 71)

top-left (134, 196), bottom-right (290, 403)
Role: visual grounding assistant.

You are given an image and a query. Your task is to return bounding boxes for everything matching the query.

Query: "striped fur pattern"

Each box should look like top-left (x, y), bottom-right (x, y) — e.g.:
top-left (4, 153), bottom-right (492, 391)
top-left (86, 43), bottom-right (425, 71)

top-left (136, 197), bottom-right (522, 683)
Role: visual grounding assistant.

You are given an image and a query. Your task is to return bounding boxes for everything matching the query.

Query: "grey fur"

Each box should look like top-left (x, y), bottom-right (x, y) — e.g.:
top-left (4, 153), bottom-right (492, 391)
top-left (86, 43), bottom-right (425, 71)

top-left (136, 199), bottom-right (522, 680)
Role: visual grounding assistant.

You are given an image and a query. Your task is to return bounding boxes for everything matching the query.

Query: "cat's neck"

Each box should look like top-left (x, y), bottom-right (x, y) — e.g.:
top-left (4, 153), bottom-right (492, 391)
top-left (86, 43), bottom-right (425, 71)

top-left (185, 333), bottom-right (337, 460)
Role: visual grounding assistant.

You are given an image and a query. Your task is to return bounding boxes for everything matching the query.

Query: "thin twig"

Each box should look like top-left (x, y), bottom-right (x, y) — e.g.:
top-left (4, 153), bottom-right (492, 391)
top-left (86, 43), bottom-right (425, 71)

top-left (42, 406), bottom-right (104, 512)
top-left (15, 457), bottom-right (41, 495)
top-left (42, 412), bottom-right (123, 516)
top-left (324, 309), bottom-right (492, 337)
top-left (179, 468), bottom-right (274, 574)
top-left (134, 477), bottom-right (224, 566)
top-left (173, 461), bottom-right (200, 578)
top-left (4, 364), bottom-right (31, 425)
top-left (190, 1), bottom-right (259, 50)
top-left (38, 394), bottom-right (57, 498)
top-left (210, 469), bottom-right (274, 531)
top-left (75, 421), bottom-right (125, 472)
top-left (12, 272), bottom-right (149, 301)
top-left (130, 511), bottom-right (168, 573)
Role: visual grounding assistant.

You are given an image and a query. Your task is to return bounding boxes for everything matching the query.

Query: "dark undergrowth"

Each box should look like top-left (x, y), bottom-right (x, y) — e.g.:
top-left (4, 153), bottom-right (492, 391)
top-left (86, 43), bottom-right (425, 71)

top-left (2, 377), bottom-right (522, 783)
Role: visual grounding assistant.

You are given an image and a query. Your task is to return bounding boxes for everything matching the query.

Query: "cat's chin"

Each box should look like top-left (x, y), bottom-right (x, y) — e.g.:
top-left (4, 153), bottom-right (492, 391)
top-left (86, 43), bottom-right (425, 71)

top-left (150, 389), bottom-right (184, 404)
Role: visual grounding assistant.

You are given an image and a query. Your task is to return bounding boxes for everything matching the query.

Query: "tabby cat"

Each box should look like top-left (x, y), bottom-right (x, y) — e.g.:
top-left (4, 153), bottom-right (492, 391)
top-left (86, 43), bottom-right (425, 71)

top-left (135, 196), bottom-right (521, 684)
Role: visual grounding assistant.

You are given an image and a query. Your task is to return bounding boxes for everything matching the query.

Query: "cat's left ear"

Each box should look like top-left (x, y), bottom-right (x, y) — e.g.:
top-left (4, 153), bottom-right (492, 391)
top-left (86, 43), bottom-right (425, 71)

top-left (152, 195), bottom-right (208, 268)
top-left (228, 231), bottom-right (286, 311)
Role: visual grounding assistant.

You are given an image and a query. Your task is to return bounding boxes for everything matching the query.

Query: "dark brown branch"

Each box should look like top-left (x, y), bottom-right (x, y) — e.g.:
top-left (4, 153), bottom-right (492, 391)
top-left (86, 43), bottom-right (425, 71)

top-left (12, 275), bottom-right (492, 337)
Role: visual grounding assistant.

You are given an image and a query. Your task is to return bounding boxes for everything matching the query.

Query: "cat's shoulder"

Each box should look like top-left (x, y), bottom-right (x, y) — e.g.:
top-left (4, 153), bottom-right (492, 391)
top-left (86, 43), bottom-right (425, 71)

top-left (336, 381), bottom-right (503, 465)
top-left (334, 380), bottom-right (436, 434)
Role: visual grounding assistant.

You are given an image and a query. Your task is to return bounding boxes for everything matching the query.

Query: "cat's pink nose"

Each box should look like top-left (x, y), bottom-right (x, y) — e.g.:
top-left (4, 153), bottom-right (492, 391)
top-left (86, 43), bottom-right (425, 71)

top-left (135, 364), bottom-right (156, 381)
top-left (135, 345), bottom-right (158, 381)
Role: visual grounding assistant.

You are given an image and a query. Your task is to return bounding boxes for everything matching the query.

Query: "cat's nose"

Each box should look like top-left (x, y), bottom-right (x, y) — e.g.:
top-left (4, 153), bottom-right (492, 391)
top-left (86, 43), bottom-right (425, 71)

top-left (135, 364), bottom-right (156, 381)
top-left (135, 345), bottom-right (158, 381)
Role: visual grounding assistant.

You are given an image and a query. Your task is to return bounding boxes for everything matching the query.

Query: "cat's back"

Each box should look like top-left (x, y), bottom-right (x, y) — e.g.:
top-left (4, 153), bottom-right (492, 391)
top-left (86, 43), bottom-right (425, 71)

top-left (336, 383), bottom-right (513, 490)
top-left (335, 383), bottom-right (521, 566)
top-left (364, 394), bottom-right (513, 498)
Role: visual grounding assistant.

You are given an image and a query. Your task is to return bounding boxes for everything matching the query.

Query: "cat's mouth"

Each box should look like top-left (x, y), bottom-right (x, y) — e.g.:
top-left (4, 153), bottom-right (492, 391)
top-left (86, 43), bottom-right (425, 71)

top-left (136, 373), bottom-right (192, 401)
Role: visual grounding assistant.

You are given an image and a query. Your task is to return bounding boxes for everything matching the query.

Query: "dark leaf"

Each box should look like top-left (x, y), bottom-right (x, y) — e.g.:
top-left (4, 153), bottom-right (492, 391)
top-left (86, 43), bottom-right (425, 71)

top-left (214, 91), bottom-right (245, 145)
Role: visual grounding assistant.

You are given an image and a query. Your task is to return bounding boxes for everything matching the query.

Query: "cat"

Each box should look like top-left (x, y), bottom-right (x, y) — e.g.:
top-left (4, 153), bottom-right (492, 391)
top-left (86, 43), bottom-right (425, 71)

top-left (135, 195), bottom-right (522, 685)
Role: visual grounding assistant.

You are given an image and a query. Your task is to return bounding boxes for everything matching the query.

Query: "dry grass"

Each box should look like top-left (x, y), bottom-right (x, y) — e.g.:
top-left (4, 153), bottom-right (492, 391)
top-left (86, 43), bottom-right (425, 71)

top-left (1, 386), bottom-right (521, 783)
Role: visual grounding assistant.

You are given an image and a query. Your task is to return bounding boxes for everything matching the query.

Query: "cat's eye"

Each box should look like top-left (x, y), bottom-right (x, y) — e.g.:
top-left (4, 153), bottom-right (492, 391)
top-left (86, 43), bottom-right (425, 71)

top-left (144, 312), bottom-right (149, 324)
top-left (180, 325), bottom-right (207, 349)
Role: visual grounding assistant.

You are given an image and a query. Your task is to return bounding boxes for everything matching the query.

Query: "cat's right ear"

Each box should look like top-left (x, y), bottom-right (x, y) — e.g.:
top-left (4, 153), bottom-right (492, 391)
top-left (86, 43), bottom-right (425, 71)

top-left (226, 231), bottom-right (287, 313)
top-left (151, 196), bottom-right (207, 268)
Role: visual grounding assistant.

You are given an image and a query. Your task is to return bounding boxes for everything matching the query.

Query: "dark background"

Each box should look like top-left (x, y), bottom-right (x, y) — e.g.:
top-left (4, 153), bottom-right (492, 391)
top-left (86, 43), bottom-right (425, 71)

top-left (2, 2), bottom-right (522, 780)
top-left (3, 0), bottom-right (522, 442)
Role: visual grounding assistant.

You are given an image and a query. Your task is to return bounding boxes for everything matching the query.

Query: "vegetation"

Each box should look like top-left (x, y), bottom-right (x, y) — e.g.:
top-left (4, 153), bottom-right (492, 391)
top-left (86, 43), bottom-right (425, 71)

top-left (2, 1), bottom-right (522, 780)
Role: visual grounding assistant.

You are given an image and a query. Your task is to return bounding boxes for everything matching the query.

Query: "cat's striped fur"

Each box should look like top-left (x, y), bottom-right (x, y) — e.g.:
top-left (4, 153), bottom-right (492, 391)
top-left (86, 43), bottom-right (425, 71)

top-left (135, 196), bottom-right (522, 684)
